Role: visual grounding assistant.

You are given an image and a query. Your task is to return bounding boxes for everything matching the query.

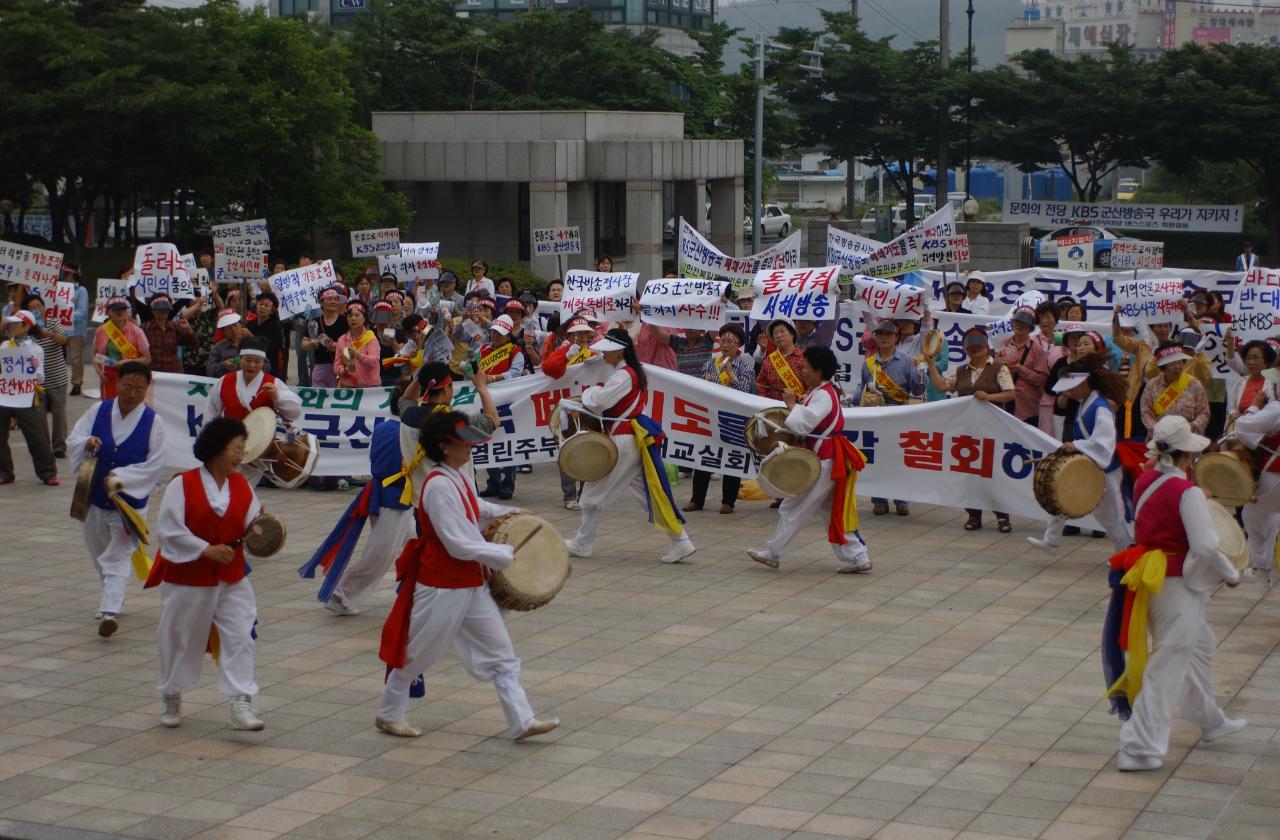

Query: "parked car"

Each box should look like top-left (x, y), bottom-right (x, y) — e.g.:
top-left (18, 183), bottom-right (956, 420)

top-left (860, 205), bottom-right (908, 238)
top-left (1116, 178), bottom-right (1140, 201)
top-left (1033, 224), bottom-right (1134, 268)
top-left (742, 204), bottom-right (792, 240)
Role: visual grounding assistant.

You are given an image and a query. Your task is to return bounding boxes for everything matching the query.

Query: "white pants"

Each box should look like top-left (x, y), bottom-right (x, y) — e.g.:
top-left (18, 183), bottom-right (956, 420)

top-left (573, 435), bottom-right (688, 549)
top-left (337, 507), bottom-right (415, 606)
top-left (766, 460), bottom-right (868, 567)
top-left (379, 585), bottom-right (534, 736)
top-left (83, 505), bottom-right (142, 615)
top-left (1242, 471), bottom-right (1280, 572)
top-left (1043, 468), bottom-right (1131, 552)
top-left (156, 579), bottom-right (259, 699)
top-left (1118, 579), bottom-right (1227, 759)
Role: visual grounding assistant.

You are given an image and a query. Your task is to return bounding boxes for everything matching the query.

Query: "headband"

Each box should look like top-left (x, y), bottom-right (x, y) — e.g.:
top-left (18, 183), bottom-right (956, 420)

top-left (238, 348), bottom-right (267, 359)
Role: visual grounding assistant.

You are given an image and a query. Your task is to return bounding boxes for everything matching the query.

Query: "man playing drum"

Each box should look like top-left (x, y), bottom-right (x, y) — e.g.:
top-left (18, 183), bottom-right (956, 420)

top-left (853, 318), bottom-right (925, 517)
top-left (204, 336), bottom-right (302, 485)
top-left (376, 409), bottom-right (559, 740)
top-left (1028, 353), bottom-right (1133, 554)
top-left (1105, 416), bottom-right (1244, 771)
top-left (67, 361), bottom-right (168, 638)
top-left (562, 329), bottom-right (696, 564)
top-left (541, 315), bottom-right (598, 510)
top-left (1233, 378), bottom-right (1280, 582)
top-left (748, 347), bottom-right (871, 574)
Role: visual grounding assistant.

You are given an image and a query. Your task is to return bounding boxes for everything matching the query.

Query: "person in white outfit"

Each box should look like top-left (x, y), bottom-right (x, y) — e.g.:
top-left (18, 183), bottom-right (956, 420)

top-left (748, 346), bottom-right (871, 573)
top-left (1110, 415), bottom-right (1244, 771)
top-left (203, 336), bottom-right (303, 486)
top-left (375, 409), bottom-right (559, 740)
top-left (562, 329), bottom-right (696, 564)
top-left (1029, 352), bottom-right (1133, 554)
top-left (66, 361), bottom-right (168, 637)
top-left (145, 417), bottom-right (266, 731)
top-left (1233, 376), bottom-right (1280, 581)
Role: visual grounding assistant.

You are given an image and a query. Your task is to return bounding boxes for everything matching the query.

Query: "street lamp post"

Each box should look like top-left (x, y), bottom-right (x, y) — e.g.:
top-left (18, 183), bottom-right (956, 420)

top-left (965, 0), bottom-right (974, 199)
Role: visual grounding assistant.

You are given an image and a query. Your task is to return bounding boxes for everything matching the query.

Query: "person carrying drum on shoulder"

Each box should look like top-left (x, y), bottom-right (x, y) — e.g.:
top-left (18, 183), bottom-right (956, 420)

top-left (204, 336), bottom-right (303, 486)
top-left (541, 315), bottom-right (599, 510)
top-left (144, 417), bottom-right (268, 732)
top-left (1028, 353), bottom-right (1134, 554)
top-left (375, 409), bottom-right (559, 740)
top-left (1105, 415), bottom-right (1243, 772)
top-left (66, 361), bottom-right (167, 638)
top-left (748, 347), bottom-right (870, 573)
top-left (926, 326), bottom-right (1016, 532)
top-left (1231, 375), bottom-right (1280, 583)
top-left (854, 319), bottom-right (925, 517)
top-left (562, 329), bottom-right (696, 564)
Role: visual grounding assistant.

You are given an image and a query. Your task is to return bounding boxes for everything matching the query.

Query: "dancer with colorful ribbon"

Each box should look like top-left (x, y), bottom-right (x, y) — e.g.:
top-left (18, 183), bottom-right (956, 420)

top-left (1105, 416), bottom-right (1243, 772)
top-left (748, 347), bottom-right (871, 573)
top-left (376, 409), bottom-right (559, 740)
top-left (561, 328), bottom-right (696, 564)
top-left (66, 361), bottom-right (168, 638)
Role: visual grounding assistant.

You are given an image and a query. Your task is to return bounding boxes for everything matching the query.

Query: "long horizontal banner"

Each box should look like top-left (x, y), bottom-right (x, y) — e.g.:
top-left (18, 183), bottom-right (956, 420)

top-left (1003, 199), bottom-right (1244, 233)
top-left (148, 369), bottom-right (1094, 524)
top-left (677, 218), bottom-right (801, 290)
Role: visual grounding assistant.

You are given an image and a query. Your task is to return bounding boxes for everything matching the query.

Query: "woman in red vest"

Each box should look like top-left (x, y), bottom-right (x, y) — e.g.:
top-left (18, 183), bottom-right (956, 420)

top-left (147, 417), bottom-right (266, 731)
top-left (376, 410), bottom-right (559, 740)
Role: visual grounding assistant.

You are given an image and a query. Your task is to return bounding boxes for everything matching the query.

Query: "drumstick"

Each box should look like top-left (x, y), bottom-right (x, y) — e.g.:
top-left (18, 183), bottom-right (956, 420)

top-left (511, 525), bottom-right (543, 555)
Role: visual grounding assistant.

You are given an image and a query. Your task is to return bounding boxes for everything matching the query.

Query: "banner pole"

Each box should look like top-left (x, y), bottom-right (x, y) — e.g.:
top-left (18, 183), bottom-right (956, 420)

top-left (557, 254), bottom-right (564, 283)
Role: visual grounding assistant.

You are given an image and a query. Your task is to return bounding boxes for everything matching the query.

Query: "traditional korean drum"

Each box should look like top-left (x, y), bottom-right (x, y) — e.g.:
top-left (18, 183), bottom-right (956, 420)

top-left (756, 445), bottom-right (821, 498)
top-left (70, 457), bottom-right (97, 521)
top-left (242, 407), bottom-right (278, 463)
top-left (745, 408), bottom-right (799, 456)
top-left (1033, 451), bottom-right (1104, 519)
top-left (922, 329), bottom-right (945, 360)
top-left (264, 432), bottom-right (320, 489)
top-left (484, 513), bottom-right (570, 611)
top-left (1206, 500), bottom-right (1249, 571)
top-left (243, 513), bottom-right (287, 557)
top-left (1195, 450), bottom-right (1257, 509)
top-left (551, 403), bottom-right (617, 483)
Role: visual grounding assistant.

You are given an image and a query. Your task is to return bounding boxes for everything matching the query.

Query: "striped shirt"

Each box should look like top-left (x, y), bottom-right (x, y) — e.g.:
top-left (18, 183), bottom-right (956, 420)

top-left (37, 319), bottom-right (69, 389)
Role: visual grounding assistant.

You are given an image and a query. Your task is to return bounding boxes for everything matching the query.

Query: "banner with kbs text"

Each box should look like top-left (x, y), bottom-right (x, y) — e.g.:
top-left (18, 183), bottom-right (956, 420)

top-left (639, 279), bottom-right (729, 330)
top-left (677, 218), bottom-right (801, 290)
top-left (1003, 200), bottom-right (1244, 233)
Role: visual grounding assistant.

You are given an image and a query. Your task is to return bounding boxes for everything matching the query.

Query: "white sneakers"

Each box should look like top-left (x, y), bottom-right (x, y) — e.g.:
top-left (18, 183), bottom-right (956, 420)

top-left (514, 717), bottom-right (560, 741)
top-left (563, 500), bottom-right (581, 511)
top-left (160, 695), bottom-right (181, 728)
top-left (747, 548), bottom-right (780, 569)
top-left (229, 695), bottom-right (265, 731)
top-left (837, 561), bottom-right (872, 575)
top-left (1116, 752), bottom-right (1162, 772)
top-left (375, 717), bottom-right (422, 737)
top-left (325, 591), bottom-right (360, 616)
top-left (564, 538), bottom-right (592, 558)
top-left (661, 538), bottom-right (696, 564)
top-left (98, 614), bottom-right (118, 637)
top-left (1203, 717), bottom-right (1247, 743)
top-left (1026, 536), bottom-right (1060, 555)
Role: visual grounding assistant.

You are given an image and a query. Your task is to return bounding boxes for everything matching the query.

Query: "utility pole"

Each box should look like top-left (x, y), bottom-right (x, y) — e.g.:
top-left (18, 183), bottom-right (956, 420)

top-left (937, 0), bottom-right (949, 218)
top-left (846, 0), bottom-right (859, 219)
top-left (964, 0), bottom-right (974, 199)
top-left (753, 32), bottom-right (764, 254)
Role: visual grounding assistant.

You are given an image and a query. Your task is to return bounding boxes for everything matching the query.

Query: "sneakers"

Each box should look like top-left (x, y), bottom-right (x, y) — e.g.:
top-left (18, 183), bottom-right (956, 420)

top-left (564, 538), bottom-right (592, 558)
top-left (1116, 752), bottom-right (1162, 772)
top-left (514, 717), bottom-right (560, 741)
top-left (160, 695), bottom-right (181, 728)
top-left (93, 610), bottom-right (105, 620)
top-left (98, 614), bottom-right (118, 637)
top-left (324, 592), bottom-right (360, 616)
top-left (1202, 717), bottom-right (1247, 743)
top-left (1027, 536), bottom-right (1060, 555)
top-left (563, 499), bottom-right (581, 511)
top-left (375, 717), bottom-right (422, 737)
top-left (747, 548), bottom-right (780, 569)
top-left (894, 503), bottom-right (910, 516)
top-left (229, 695), bottom-right (265, 731)
top-left (837, 561), bottom-right (873, 574)
top-left (661, 537), bottom-right (696, 564)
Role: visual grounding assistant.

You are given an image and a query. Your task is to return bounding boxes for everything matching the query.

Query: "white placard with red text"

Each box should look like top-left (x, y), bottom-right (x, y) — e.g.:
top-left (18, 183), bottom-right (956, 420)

top-left (350, 228), bottom-right (401, 258)
top-left (639, 279), bottom-right (729, 330)
top-left (1114, 276), bottom-right (1186, 327)
top-left (378, 243), bottom-right (441, 284)
top-left (750, 266), bottom-right (839, 321)
top-left (214, 243), bottom-right (268, 285)
top-left (849, 275), bottom-right (926, 321)
top-left (92, 280), bottom-right (131, 323)
top-left (0, 345), bottom-right (40, 408)
top-left (677, 218), bottom-right (801, 290)
top-left (268, 260), bottom-right (339, 319)
top-left (132, 243), bottom-right (192, 298)
top-left (532, 227), bottom-right (582, 256)
top-left (212, 219), bottom-right (270, 252)
top-left (48, 282), bottom-right (76, 328)
top-left (1056, 234), bottom-right (1095, 271)
top-left (0, 242), bottom-right (63, 293)
top-left (561, 271), bottom-right (638, 323)
top-left (1228, 267), bottom-right (1280, 341)
top-left (1109, 240), bottom-right (1164, 270)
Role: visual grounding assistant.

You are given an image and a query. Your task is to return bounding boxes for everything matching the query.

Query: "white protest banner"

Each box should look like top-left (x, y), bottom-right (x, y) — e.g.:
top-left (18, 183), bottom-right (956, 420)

top-left (1114, 276), bottom-right (1186, 327)
top-left (532, 227), bottom-right (582, 256)
top-left (1056, 234), bottom-right (1094, 271)
top-left (132, 243), bottom-right (191, 298)
top-left (1109, 240), bottom-right (1164, 270)
top-left (1228, 267), bottom-right (1280, 341)
top-left (1003, 199), bottom-right (1244, 234)
top-left (826, 227), bottom-right (882, 278)
top-left (0, 242), bottom-right (63, 293)
top-left (0, 345), bottom-right (40, 408)
top-left (92, 280), bottom-right (131, 323)
top-left (49, 282), bottom-right (76, 328)
top-left (918, 235), bottom-right (970, 269)
top-left (211, 218), bottom-right (270, 252)
top-left (350, 228), bottom-right (400, 258)
top-left (268, 260), bottom-right (338, 318)
top-left (855, 237), bottom-right (920, 279)
top-left (906, 204), bottom-right (957, 243)
top-left (191, 267), bottom-right (212, 300)
top-left (677, 218), bottom-right (801, 290)
top-left (639, 279), bottom-right (730, 330)
top-left (214, 243), bottom-right (267, 285)
top-left (378, 243), bottom-right (441, 284)
top-left (850, 275), bottom-right (927, 321)
top-left (750, 266), bottom-right (839, 322)
top-left (561, 270), bottom-right (639, 323)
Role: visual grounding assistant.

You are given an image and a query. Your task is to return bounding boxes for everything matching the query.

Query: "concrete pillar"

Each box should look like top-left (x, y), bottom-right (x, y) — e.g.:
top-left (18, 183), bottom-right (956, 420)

top-left (566, 181), bottom-right (596, 273)
top-left (529, 180), bottom-right (568, 282)
top-left (625, 180), bottom-right (663, 281)
top-left (673, 179), bottom-right (706, 238)
top-left (709, 177), bottom-right (744, 257)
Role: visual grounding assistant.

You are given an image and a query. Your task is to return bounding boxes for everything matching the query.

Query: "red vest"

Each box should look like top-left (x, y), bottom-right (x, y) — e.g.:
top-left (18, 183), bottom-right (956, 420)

top-left (148, 469), bottom-right (251, 587)
top-left (218, 372), bottom-right (276, 421)
top-left (602, 365), bottom-right (645, 436)
top-left (411, 471), bottom-right (489, 589)
top-left (802, 382), bottom-right (845, 460)
top-left (1133, 469), bottom-right (1194, 576)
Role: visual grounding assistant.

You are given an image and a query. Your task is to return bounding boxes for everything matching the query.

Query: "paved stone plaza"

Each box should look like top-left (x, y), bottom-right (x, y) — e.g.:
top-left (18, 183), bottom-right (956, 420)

top-left (2, 393), bottom-right (1280, 840)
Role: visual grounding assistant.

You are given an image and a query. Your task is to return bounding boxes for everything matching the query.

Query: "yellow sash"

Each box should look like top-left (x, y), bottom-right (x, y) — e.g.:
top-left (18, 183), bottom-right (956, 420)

top-left (480, 341), bottom-right (517, 373)
top-left (103, 319), bottom-right (140, 359)
top-left (1153, 372), bottom-right (1191, 417)
top-left (769, 348), bottom-right (804, 395)
top-left (866, 356), bottom-right (909, 404)
top-left (350, 328), bottom-right (375, 354)
top-left (716, 355), bottom-right (733, 386)
top-left (1107, 549), bottom-right (1168, 706)
top-left (568, 345), bottom-right (592, 366)
top-left (382, 446), bottom-right (426, 506)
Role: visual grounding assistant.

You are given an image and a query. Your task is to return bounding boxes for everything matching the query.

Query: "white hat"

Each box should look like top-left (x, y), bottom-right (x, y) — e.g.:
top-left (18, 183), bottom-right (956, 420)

top-left (216, 309), bottom-right (242, 329)
top-left (565, 317), bottom-right (593, 334)
top-left (590, 335), bottom-right (628, 353)
top-left (1149, 415), bottom-right (1210, 456)
top-left (1051, 372), bottom-right (1088, 394)
top-left (1154, 344), bottom-right (1192, 367)
top-left (490, 314), bottom-right (515, 336)
top-left (3, 310), bottom-right (35, 327)
top-left (735, 287), bottom-right (754, 301)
